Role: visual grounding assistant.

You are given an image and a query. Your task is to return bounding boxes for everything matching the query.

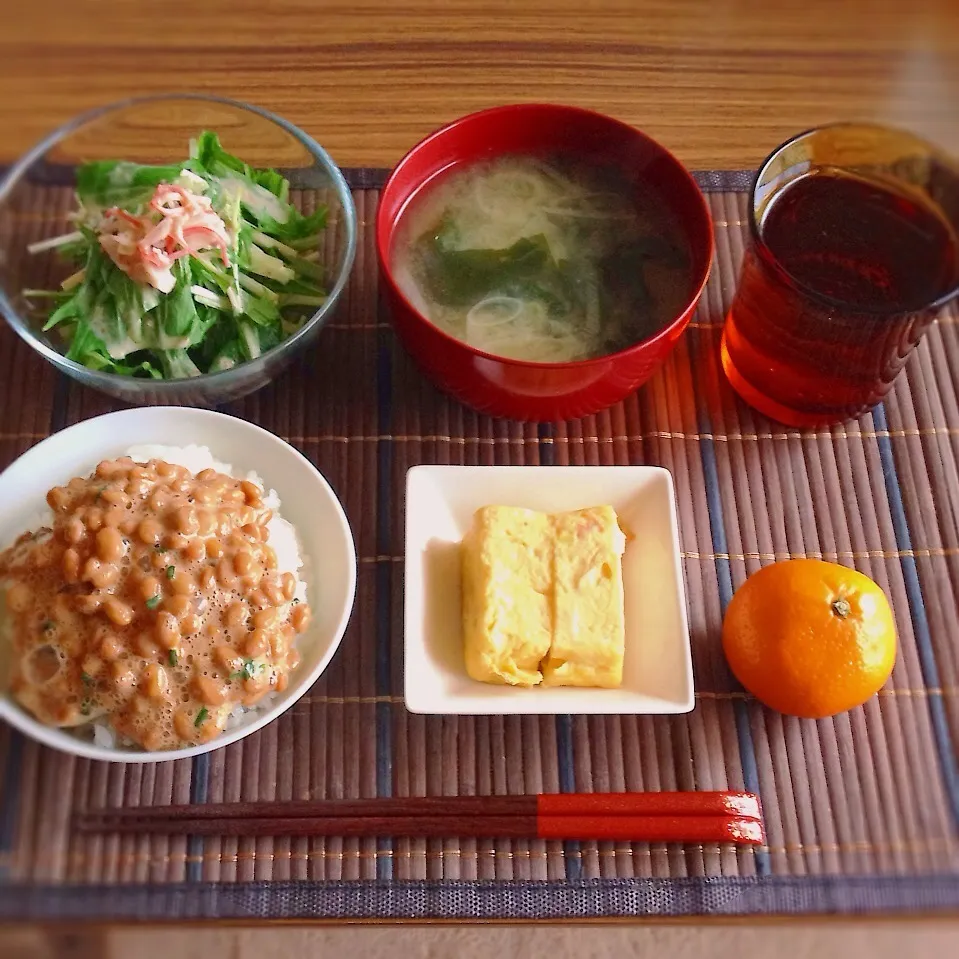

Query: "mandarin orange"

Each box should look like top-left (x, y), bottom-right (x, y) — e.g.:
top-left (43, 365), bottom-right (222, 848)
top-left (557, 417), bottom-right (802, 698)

top-left (721, 559), bottom-right (896, 719)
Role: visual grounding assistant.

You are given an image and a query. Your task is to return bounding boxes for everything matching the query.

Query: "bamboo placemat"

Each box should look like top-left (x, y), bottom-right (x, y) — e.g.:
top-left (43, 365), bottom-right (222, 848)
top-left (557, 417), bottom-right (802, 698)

top-left (0, 170), bottom-right (958, 920)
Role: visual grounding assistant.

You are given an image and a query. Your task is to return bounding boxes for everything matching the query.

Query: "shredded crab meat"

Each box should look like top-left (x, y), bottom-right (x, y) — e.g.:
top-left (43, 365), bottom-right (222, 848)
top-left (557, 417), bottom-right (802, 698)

top-left (97, 183), bottom-right (231, 293)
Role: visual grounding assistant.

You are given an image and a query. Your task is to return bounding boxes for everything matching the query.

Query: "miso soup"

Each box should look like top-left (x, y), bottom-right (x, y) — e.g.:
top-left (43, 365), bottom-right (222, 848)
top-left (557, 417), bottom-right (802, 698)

top-left (391, 155), bottom-right (693, 363)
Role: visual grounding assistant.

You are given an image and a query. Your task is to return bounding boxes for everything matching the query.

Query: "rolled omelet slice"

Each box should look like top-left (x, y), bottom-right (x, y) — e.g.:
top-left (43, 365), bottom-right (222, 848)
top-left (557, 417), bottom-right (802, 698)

top-left (461, 506), bottom-right (553, 686)
top-left (542, 506), bottom-right (626, 688)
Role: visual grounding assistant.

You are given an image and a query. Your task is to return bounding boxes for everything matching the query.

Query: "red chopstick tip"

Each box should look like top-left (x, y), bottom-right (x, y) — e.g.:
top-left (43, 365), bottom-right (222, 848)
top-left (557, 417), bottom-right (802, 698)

top-left (725, 793), bottom-right (763, 820)
top-left (537, 791), bottom-right (763, 822)
top-left (728, 817), bottom-right (765, 845)
top-left (535, 814), bottom-right (765, 845)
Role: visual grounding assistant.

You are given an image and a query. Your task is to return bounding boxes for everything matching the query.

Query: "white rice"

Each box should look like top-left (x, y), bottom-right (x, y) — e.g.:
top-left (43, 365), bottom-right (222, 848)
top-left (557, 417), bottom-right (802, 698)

top-left (9, 444), bottom-right (308, 752)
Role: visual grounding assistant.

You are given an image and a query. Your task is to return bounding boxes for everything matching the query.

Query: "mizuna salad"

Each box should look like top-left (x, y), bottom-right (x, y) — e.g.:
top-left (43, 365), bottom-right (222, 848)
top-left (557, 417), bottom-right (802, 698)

top-left (24, 132), bottom-right (329, 379)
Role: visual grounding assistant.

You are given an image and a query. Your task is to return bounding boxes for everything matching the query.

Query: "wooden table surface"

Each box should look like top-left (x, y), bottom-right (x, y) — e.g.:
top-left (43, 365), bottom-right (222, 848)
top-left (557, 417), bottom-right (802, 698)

top-left (2, 0), bottom-right (958, 170)
top-left (2, 0), bottom-right (959, 944)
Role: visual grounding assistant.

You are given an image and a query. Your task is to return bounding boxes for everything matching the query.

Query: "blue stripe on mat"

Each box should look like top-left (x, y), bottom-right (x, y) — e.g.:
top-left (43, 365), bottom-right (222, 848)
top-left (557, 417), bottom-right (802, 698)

top-left (555, 715), bottom-right (582, 879)
top-left (375, 337), bottom-right (395, 879)
top-left (538, 423), bottom-right (583, 879)
top-left (538, 422), bottom-right (555, 467)
top-left (3, 875), bottom-right (956, 920)
top-left (191, 392), bottom-right (215, 873)
top-left (186, 754), bottom-right (210, 882)
top-left (0, 373), bottom-right (73, 879)
top-left (696, 435), bottom-right (769, 873)
top-left (0, 731), bottom-right (24, 881)
top-left (683, 332), bottom-right (770, 873)
top-left (872, 404), bottom-right (959, 825)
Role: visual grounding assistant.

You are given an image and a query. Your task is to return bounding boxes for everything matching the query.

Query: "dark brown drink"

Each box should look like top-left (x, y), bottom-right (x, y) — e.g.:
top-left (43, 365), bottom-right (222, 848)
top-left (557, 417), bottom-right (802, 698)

top-left (722, 125), bottom-right (959, 427)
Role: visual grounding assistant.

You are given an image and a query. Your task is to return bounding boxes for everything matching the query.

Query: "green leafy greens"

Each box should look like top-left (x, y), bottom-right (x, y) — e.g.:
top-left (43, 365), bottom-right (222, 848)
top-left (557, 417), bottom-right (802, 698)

top-left (420, 231), bottom-right (565, 307)
top-left (230, 658), bottom-right (263, 682)
top-left (26, 132), bottom-right (329, 379)
top-left (415, 220), bottom-right (688, 339)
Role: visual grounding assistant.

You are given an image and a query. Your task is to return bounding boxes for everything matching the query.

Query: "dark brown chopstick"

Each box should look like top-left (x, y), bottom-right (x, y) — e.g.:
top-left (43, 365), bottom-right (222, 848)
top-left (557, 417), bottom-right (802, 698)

top-left (76, 791), bottom-right (761, 824)
top-left (74, 791), bottom-right (764, 845)
top-left (74, 813), bottom-right (763, 844)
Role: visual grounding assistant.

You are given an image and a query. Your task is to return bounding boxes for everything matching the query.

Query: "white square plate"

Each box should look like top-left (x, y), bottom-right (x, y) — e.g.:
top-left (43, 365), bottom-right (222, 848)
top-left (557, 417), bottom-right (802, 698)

top-left (404, 466), bottom-right (693, 714)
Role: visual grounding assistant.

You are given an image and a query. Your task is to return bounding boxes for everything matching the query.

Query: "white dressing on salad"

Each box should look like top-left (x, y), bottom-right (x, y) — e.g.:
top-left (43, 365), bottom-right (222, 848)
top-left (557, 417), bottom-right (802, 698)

top-left (88, 305), bottom-right (140, 360)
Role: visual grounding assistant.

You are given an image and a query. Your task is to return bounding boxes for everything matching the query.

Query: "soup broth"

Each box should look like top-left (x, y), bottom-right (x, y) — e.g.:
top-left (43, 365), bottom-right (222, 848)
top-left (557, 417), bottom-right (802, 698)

top-left (391, 155), bottom-right (692, 363)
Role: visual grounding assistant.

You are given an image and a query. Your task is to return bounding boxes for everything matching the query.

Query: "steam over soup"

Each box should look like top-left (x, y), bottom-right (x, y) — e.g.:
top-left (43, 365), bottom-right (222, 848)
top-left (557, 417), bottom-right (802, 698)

top-left (392, 155), bottom-right (693, 362)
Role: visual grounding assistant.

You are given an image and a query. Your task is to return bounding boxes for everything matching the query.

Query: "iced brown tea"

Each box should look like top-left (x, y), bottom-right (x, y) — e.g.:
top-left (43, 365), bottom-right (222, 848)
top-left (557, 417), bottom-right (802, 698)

top-left (722, 125), bottom-right (959, 426)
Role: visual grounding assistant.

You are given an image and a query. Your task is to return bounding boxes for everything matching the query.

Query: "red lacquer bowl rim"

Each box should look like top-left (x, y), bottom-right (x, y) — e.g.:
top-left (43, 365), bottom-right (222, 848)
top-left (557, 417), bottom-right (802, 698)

top-left (376, 103), bottom-right (715, 370)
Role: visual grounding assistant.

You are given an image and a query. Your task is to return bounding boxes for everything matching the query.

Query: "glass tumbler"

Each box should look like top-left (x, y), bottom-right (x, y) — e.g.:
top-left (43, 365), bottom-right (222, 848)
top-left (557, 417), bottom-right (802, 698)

top-left (721, 123), bottom-right (959, 427)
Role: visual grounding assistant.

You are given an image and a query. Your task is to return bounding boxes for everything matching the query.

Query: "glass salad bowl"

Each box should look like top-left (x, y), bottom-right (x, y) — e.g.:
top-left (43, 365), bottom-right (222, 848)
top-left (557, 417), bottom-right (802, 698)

top-left (0, 95), bottom-right (357, 406)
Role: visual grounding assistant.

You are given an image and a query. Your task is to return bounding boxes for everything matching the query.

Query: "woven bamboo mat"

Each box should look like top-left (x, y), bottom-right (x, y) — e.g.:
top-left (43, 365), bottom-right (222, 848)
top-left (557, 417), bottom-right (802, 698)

top-left (1, 170), bottom-right (958, 920)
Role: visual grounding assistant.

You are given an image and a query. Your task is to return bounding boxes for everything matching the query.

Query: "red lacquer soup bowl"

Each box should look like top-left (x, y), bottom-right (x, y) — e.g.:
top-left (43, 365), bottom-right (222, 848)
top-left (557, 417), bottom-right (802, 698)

top-left (376, 104), bottom-right (714, 421)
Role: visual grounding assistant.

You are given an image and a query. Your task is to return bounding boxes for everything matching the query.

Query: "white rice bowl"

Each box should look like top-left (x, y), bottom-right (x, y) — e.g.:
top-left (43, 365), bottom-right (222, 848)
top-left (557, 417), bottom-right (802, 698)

top-left (0, 408), bottom-right (356, 763)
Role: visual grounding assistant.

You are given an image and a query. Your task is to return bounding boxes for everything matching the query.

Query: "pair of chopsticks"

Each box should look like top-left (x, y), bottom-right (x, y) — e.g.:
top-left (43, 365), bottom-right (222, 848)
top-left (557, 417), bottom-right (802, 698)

top-left (75, 791), bottom-right (764, 845)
